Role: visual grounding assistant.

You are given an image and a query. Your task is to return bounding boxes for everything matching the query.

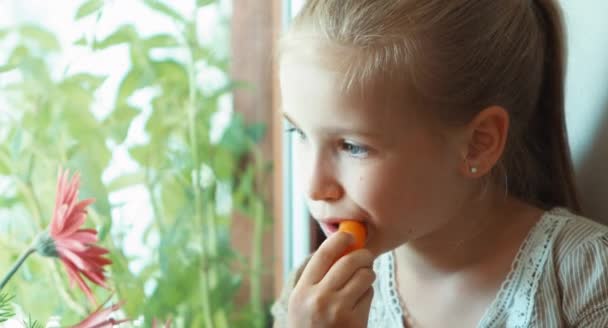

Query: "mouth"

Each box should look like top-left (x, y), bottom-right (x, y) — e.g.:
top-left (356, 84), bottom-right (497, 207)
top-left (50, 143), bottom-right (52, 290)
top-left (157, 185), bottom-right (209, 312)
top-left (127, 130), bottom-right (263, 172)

top-left (319, 219), bottom-right (367, 236)
top-left (321, 221), bottom-right (341, 234)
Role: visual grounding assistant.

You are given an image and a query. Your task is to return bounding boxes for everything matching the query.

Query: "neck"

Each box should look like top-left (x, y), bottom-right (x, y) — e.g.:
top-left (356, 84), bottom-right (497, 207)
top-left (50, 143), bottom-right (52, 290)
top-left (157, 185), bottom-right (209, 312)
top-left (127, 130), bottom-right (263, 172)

top-left (394, 192), bottom-right (542, 280)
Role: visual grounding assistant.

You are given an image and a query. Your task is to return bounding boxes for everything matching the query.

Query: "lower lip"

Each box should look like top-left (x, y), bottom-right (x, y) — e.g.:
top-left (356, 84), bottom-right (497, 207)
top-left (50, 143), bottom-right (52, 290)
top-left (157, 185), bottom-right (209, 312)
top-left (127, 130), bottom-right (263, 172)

top-left (321, 222), bottom-right (340, 234)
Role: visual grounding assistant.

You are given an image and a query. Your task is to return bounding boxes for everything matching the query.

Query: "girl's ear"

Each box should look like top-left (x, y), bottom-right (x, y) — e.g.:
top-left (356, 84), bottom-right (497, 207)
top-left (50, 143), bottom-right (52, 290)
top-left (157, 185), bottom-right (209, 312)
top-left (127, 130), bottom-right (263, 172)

top-left (460, 106), bottom-right (510, 178)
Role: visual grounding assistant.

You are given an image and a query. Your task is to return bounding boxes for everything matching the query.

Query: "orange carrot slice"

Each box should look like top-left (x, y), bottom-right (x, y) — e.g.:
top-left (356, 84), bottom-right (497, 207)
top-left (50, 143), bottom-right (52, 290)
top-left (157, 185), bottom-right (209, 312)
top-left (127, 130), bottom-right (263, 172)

top-left (338, 220), bottom-right (367, 255)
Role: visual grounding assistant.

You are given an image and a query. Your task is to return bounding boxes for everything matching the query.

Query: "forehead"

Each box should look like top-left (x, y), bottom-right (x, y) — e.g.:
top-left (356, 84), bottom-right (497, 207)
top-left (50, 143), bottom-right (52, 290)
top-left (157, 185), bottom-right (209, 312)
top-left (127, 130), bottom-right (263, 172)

top-left (279, 53), bottom-right (420, 133)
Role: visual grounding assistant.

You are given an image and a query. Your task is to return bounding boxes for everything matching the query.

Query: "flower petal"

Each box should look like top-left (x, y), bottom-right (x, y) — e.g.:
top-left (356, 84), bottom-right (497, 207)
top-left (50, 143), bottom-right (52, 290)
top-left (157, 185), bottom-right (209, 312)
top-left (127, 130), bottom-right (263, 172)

top-left (51, 204), bottom-right (69, 236)
top-left (59, 248), bottom-right (95, 272)
top-left (81, 269), bottom-right (109, 289)
top-left (58, 244), bottom-right (111, 290)
top-left (56, 239), bottom-right (89, 253)
top-left (56, 199), bottom-right (95, 238)
top-left (61, 258), bottom-right (96, 306)
top-left (68, 229), bottom-right (99, 244)
top-left (55, 169), bottom-right (68, 207)
top-left (48, 170), bottom-right (110, 306)
top-left (64, 172), bottom-right (80, 206)
top-left (71, 302), bottom-right (128, 328)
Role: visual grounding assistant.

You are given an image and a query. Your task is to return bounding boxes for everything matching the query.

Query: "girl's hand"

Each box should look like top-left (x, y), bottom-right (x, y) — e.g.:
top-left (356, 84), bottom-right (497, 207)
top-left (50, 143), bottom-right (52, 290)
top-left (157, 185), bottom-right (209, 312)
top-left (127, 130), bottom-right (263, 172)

top-left (287, 232), bottom-right (376, 328)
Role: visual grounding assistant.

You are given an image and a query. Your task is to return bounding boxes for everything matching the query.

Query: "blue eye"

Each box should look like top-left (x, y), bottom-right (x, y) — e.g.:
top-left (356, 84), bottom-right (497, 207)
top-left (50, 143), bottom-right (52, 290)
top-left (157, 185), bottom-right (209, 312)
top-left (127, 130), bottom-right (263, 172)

top-left (341, 141), bottom-right (369, 158)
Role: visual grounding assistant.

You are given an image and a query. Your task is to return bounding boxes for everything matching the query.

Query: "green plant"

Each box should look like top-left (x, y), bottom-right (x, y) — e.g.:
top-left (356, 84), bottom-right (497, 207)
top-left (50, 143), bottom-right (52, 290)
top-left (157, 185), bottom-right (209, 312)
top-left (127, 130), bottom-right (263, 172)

top-left (24, 316), bottom-right (44, 328)
top-left (0, 292), bottom-right (15, 323)
top-left (0, 0), bottom-right (272, 326)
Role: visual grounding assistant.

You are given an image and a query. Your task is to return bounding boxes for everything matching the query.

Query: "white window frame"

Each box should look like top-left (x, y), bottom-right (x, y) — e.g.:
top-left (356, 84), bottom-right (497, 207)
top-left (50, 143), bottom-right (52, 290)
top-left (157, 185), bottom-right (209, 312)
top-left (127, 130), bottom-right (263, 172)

top-left (281, 0), bottom-right (310, 280)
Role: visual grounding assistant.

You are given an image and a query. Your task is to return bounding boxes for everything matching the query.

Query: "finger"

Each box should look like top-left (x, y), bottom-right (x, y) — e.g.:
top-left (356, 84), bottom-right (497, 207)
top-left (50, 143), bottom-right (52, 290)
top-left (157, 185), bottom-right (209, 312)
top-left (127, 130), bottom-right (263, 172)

top-left (319, 248), bottom-right (374, 291)
top-left (298, 232), bottom-right (354, 285)
top-left (338, 267), bottom-right (376, 307)
top-left (352, 286), bottom-right (374, 313)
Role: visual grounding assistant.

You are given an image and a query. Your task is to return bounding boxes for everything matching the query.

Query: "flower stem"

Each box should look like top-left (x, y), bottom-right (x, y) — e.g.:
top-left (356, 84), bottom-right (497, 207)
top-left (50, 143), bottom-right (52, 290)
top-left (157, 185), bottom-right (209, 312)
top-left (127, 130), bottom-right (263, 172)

top-left (0, 247), bottom-right (36, 291)
top-left (184, 8), bottom-right (214, 327)
top-left (250, 199), bottom-right (265, 328)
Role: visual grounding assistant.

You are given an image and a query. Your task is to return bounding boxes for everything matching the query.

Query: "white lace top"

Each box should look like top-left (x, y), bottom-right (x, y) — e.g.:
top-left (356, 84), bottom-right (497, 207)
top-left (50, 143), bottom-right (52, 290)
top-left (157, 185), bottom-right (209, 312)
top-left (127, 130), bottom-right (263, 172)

top-left (272, 208), bottom-right (608, 327)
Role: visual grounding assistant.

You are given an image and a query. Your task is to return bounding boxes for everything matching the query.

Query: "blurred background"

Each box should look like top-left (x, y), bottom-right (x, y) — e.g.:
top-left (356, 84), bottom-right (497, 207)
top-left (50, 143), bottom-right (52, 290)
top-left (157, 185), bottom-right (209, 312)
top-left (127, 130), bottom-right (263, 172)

top-left (561, 0), bottom-right (608, 225)
top-left (0, 0), bottom-right (607, 327)
top-left (0, 0), bottom-right (280, 326)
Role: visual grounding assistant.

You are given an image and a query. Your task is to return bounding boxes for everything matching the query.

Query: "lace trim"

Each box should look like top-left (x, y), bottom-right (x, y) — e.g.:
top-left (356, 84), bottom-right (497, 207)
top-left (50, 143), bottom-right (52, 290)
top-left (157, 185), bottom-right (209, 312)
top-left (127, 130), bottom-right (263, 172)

top-left (478, 207), bottom-right (567, 327)
top-left (387, 252), bottom-right (405, 320)
top-left (368, 251), bottom-right (405, 327)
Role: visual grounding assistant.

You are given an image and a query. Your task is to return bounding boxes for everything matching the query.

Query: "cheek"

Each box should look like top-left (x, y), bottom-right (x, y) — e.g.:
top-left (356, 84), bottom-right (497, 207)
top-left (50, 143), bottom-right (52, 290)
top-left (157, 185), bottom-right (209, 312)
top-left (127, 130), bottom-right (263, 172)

top-left (349, 170), bottom-right (419, 250)
top-left (348, 159), bottom-right (453, 224)
top-left (349, 167), bottom-right (418, 216)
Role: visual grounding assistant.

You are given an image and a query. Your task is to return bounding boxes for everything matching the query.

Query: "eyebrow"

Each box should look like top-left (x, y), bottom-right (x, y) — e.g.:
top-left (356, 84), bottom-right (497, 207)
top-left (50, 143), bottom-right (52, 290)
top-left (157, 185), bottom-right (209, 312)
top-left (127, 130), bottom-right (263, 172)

top-left (281, 112), bottom-right (382, 138)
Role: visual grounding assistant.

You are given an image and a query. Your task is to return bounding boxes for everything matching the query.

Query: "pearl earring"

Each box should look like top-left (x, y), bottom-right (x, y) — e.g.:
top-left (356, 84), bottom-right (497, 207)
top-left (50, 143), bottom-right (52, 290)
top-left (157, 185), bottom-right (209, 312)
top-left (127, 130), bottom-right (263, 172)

top-left (470, 167), bottom-right (478, 174)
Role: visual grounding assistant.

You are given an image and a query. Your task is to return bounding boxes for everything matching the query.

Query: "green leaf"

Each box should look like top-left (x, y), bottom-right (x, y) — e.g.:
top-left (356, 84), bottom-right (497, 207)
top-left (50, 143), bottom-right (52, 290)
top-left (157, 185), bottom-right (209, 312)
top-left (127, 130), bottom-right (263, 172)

top-left (106, 172), bottom-right (146, 192)
top-left (68, 148), bottom-right (113, 216)
top-left (144, 34), bottom-right (180, 50)
top-left (0, 29), bottom-right (9, 39)
top-left (0, 196), bottom-right (20, 207)
top-left (0, 64), bottom-right (17, 73)
top-left (95, 25), bottom-right (136, 50)
top-left (128, 145), bottom-right (148, 165)
top-left (109, 251), bottom-right (145, 316)
top-left (74, 36), bottom-right (87, 46)
top-left (234, 165), bottom-right (254, 210)
top-left (197, 0), bottom-right (215, 7)
top-left (64, 73), bottom-right (107, 91)
top-left (146, 98), bottom-right (182, 139)
top-left (151, 60), bottom-right (188, 86)
top-left (116, 68), bottom-right (146, 103)
top-left (129, 144), bottom-right (165, 168)
top-left (7, 45), bottom-right (29, 68)
top-left (59, 81), bottom-right (96, 117)
top-left (219, 114), bottom-right (251, 156)
top-left (104, 104), bottom-right (139, 143)
top-left (246, 123), bottom-right (267, 144)
top-left (23, 315), bottom-right (43, 328)
top-left (143, 0), bottom-right (184, 22)
top-left (146, 223), bottom-right (202, 319)
top-left (160, 173), bottom-right (190, 223)
top-left (0, 292), bottom-right (15, 323)
top-left (212, 149), bottom-right (234, 180)
top-left (18, 25), bottom-right (60, 51)
top-left (129, 43), bottom-right (149, 68)
top-left (75, 0), bottom-right (104, 19)
top-left (97, 217), bottom-right (112, 242)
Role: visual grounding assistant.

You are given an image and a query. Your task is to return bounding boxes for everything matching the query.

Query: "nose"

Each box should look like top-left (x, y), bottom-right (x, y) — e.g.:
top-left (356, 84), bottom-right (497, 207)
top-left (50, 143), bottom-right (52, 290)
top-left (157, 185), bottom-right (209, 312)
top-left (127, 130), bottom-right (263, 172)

top-left (306, 152), bottom-right (344, 202)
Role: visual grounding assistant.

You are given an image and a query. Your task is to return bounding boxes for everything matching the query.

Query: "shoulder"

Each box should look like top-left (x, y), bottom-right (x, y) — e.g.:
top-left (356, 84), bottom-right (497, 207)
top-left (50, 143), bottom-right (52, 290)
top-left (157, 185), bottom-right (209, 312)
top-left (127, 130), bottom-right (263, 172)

top-left (548, 207), bottom-right (608, 263)
top-left (546, 208), bottom-right (608, 327)
top-left (544, 207), bottom-right (608, 278)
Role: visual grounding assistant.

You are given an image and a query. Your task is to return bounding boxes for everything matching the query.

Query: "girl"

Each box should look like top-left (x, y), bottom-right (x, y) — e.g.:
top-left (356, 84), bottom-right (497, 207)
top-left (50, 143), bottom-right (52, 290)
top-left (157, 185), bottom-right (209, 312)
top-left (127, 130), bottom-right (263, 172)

top-left (272, 0), bottom-right (608, 327)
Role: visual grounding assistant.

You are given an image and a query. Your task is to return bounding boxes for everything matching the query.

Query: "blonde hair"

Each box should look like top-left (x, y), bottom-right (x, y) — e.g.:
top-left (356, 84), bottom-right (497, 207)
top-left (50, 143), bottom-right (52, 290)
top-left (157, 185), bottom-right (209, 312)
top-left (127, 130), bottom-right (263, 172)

top-left (280, 0), bottom-right (581, 212)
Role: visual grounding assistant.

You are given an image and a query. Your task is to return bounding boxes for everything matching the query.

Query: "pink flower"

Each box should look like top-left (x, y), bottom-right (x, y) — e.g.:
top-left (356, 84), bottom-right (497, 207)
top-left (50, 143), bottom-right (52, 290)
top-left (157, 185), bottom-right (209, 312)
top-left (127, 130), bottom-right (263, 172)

top-left (71, 302), bottom-right (129, 328)
top-left (38, 169), bottom-right (111, 305)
